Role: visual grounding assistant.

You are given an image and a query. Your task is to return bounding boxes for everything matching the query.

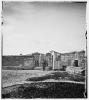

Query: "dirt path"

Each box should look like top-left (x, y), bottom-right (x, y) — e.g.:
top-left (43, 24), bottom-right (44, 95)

top-left (2, 70), bottom-right (85, 87)
top-left (2, 70), bottom-right (53, 87)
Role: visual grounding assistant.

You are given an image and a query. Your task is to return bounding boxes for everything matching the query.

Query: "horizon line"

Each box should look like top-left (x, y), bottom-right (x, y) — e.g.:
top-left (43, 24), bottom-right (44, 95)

top-left (2, 50), bottom-right (86, 56)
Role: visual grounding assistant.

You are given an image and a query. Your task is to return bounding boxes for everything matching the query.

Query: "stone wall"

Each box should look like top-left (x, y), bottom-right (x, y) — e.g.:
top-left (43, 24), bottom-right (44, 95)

top-left (50, 50), bottom-right (86, 70)
top-left (2, 55), bottom-right (33, 66)
top-left (60, 50), bottom-right (85, 68)
top-left (39, 54), bottom-right (46, 67)
top-left (32, 53), bottom-right (40, 67)
top-left (2, 50), bottom-right (86, 70)
top-left (23, 58), bottom-right (35, 69)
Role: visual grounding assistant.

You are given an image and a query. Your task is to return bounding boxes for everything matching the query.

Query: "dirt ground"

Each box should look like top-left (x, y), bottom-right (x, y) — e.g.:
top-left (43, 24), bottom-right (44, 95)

top-left (2, 70), bottom-right (53, 87)
top-left (2, 70), bottom-right (85, 87)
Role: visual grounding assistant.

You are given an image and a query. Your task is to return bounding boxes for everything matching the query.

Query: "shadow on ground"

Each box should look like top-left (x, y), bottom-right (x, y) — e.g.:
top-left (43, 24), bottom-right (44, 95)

top-left (2, 82), bottom-right (86, 98)
top-left (26, 71), bottom-right (85, 82)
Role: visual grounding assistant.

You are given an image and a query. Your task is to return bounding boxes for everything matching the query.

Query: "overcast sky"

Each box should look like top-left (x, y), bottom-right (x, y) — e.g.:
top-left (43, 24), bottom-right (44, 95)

top-left (2, 2), bottom-right (86, 55)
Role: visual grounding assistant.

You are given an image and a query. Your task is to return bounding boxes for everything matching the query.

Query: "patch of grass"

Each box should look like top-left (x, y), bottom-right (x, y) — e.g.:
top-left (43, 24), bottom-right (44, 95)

top-left (2, 82), bottom-right (86, 98)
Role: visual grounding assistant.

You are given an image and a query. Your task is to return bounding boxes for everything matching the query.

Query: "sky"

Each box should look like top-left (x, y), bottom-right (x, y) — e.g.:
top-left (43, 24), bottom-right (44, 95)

top-left (2, 1), bottom-right (86, 55)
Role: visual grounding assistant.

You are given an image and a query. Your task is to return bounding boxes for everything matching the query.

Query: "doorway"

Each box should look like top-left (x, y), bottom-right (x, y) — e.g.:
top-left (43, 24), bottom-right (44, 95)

top-left (74, 60), bottom-right (78, 67)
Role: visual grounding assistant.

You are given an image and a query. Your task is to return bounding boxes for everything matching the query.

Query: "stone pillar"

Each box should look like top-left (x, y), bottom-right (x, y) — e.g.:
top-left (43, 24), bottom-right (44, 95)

top-left (53, 51), bottom-right (55, 70)
top-left (50, 51), bottom-right (55, 70)
top-left (39, 54), bottom-right (41, 67)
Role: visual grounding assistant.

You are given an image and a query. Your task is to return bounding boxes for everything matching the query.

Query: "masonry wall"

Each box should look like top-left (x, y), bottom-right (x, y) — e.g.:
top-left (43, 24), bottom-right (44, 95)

top-left (2, 55), bottom-right (33, 66)
top-left (60, 51), bottom-right (85, 68)
top-left (45, 53), bottom-right (53, 67)
top-left (61, 52), bottom-right (76, 67)
top-left (23, 58), bottom-right (35, 69)
top-left (2, 51), bottom-right (85, 70)
top-left (53, 52), bottom-right (62, 70)
top-left (77, 51), bottom-right (85, 68)
top-left (39, 54), bottom-right (45, 67)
